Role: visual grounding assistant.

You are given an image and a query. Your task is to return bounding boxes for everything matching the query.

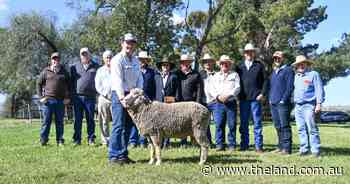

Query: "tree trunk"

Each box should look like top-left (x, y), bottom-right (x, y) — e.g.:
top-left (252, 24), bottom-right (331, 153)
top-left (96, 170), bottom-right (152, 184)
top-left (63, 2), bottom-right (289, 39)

top-left (10, 94), bottom-right (16, 118)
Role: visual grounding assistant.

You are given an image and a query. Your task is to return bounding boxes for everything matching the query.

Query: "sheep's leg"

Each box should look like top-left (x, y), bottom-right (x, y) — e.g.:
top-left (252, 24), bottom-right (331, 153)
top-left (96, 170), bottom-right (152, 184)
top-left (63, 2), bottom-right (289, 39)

top-left (150, 135), bottom-right (162, 165)
top-left (147, 136), bottom-right (155, 165)
top-left (193, 126), bottom-right (209, 165)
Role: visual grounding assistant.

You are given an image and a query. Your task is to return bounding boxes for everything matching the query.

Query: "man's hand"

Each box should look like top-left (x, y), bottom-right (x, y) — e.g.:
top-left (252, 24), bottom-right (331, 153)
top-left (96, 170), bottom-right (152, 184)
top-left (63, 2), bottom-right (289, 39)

top-left (256, 94), bottom-right (264, 101)
top-left (119, 97), bottom-right (127, 108)
top-left (315, 103), bottom-right (321, 114)
top-left (39, 97), bottom-right (48, 104)
top-left (217, 95), bottom-right (230, 103)
top-left (63, 98), bottom-right (70, 105)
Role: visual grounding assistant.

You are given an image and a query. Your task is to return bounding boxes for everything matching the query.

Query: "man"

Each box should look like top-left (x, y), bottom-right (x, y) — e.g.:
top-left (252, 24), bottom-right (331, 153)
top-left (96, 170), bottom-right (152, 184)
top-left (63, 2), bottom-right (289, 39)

top-left (70, 47), bottom-right (99, 146)
top-left (109, 33), bottom-right (143, 164)
top-left (269, 51), bottom-right (294, 155)
top-left (154, 55), bottom-right (179, 148)
top-left (293, 55), bottom-right (325, 158)
top-left (176, 54), bottom-right (205, 146)
top-left (199, 53), bottom-right (216, 147)
top-left (207, 55), bottom-right (240, 151)
top-left (37, 52), bottom-right (70, 146)
top-left (129, 51), bottom-right (156, 148)
top-left (237, 43), bottom-right (268, 153)
top-left (95, 50), bottom-right (113, 146)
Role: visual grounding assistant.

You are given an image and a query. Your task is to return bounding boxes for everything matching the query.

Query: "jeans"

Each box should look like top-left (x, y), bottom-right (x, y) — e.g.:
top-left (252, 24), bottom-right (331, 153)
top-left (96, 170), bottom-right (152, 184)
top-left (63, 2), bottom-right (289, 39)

top-left (270, 103), bottom-right (292, 153)
top-left (294, 103), bottom-right (321, 154)
top-left (109, 91), bottom-right (134, 160)
top-left (239, 100), bottom-right (263, 150)
top-left (40, 98), bottom-right (65, 144)
top-left (211, 101), bottom-right (237, 149)
top-left (72, 95), bottom-right (96, 143)
top-left (129, 125), bottom-right (139, 145)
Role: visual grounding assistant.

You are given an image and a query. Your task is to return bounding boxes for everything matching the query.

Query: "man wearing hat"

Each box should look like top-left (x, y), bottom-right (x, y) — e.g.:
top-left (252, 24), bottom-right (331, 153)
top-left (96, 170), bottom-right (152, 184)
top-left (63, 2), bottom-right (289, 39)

top-left (37, 52), bottom-right (71, 146)
top-left (199, 53), bottom-right (217, 147)
top-left (269, 51), bottom-right (294, 155)
top-left (154, 54), bottom-right (179, 148)
top-left (207, 55), bottom-right (240, 151)
top-left (176, 54), bottom-right (205, 146)
top-left (237, 43), bottom-right (268, 153)
top-left (95, 50), bottom-right (113, 146)
top-left (70, 47), bottom-right (100, 146)
top-left (293, 55), bottom-right (324, 158)
top-left (109, 33), bottom-right (143, 164)
top-left (129, 51), bottom-right (156, 148)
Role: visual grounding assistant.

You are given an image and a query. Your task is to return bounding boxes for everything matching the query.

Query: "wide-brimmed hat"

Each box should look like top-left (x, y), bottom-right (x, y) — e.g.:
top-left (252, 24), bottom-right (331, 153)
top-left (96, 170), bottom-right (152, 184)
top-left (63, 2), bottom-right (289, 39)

top-left (292, 55), bottom-right (314, 66)
top-left (218, 55), bottom-right (234, 64)
top-left (156, 57), bottom-right (176, 70)
top-left (137, 51), bottom-right (152, 60)
top-left (273, 51), bottom-right (283, 59)
top-left (243, 43), bottom-right (258, 52)
top-left (200, 53), bottom-right (215, 63)
top-left (103, 50), bottom-right (113, 59)
top-left (80, 47), bottom-right (90, 56)
top-left (123, 33), bottom-right (137, 43)
top-left (51, 52), bottom-right (60, 59)
top-left (180, 54), bottom-right (194, 62)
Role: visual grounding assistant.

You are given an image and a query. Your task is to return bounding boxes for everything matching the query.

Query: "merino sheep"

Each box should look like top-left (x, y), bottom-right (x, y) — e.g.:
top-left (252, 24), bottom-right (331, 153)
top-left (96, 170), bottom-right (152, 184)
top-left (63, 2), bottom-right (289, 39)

top-left (123, 88), bottom-right (210, 165)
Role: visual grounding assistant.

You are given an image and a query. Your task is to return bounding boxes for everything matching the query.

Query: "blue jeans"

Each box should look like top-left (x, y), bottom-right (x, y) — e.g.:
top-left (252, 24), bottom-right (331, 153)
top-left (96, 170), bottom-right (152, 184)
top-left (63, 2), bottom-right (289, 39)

top-left (129, 125), bottom-right (139, 145)
top-left (211, 101), bottom-right (237, 149)
top-left (109, 91), bottom-right (134, 160)
top-left (239, 100), bottom-right (263, 150)
top-left (40, 98), bottom-right (65, 143)
top-left (72, 95), bottom-right (96, 143)
top-left (294, 103), bottom-right (321, 154)
top-left (270, 103), bottom-right (292, 153)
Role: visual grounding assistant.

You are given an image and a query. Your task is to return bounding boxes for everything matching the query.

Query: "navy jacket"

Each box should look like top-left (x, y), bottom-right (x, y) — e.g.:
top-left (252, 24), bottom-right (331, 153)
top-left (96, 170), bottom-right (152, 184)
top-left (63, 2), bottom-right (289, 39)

top-left (237, 60), bottom-right (268, 101)
top-left (269, 65), bottom-right (294, 104)
top-left (142, 66), bottom-right (156, 100)
top-left (155, 71), bottom-right (178, 102)
top-left (70, 62), bottom-right (99, 98)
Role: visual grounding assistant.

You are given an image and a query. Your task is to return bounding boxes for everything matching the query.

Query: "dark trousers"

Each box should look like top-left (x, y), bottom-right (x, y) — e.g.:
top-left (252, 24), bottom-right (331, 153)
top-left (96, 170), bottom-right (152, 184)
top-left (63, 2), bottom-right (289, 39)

top-left (270, 103), bottom-right (292, 153)
top-left (72, 95), bottom-right (96, 143)
top-left (109, 91), bottom-right (134, 160)
top-left (40, 98), bottom-right (65, 144)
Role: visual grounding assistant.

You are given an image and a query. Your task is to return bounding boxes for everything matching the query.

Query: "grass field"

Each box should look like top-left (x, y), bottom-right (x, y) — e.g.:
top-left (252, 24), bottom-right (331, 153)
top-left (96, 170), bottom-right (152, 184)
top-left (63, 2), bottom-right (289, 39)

top-left (0, 119), bottom-right (349, 184)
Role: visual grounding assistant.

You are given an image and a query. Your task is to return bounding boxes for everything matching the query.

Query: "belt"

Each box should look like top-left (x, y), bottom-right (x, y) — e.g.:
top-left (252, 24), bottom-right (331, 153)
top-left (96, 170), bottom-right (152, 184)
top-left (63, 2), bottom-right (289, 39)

top-left (296, 101), bottom-right (316, 106)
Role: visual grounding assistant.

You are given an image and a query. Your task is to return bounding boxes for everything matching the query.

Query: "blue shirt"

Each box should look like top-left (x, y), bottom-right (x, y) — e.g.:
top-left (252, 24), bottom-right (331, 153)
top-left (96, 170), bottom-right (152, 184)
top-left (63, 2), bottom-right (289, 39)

top-left (269, 65), bottom-right (294, 104)
top-left (293, 69), bottom-right (325, 104)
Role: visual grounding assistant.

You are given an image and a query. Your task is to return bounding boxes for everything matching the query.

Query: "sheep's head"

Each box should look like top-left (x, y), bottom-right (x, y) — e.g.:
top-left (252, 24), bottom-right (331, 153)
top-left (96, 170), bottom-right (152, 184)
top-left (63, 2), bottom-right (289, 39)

top-left (123, 88), bottom-right (150, 109)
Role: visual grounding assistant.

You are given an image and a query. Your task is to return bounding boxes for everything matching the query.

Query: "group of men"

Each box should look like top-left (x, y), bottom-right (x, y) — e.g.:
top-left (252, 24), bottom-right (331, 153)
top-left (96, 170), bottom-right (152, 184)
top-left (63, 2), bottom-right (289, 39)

top-left (37, 33), bottom-right (325, 165)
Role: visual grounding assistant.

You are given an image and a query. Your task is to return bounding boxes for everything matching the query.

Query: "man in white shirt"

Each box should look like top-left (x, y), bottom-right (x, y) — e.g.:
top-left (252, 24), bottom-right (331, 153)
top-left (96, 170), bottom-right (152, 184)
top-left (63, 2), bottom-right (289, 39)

top-left (109, 33), bottom-right (143, 165)
top-left (95, 50), bottom-right (113, 146)
top-left (207, 55), bottom-right (240, 151)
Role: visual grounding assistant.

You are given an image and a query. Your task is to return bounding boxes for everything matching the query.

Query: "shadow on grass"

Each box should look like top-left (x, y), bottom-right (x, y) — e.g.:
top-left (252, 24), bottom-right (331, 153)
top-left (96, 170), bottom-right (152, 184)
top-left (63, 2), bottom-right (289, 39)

top-left (321, 146), bottom-right (350, 156)
top-left (318, 123), bottom-right (350, 128)
top-left (137, 154), bottom-right (261, 164)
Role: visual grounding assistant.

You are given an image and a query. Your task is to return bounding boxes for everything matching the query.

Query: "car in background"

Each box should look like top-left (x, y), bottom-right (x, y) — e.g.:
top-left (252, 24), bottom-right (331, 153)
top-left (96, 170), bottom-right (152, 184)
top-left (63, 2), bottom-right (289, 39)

top-left (320, 111), bottom-right (350, 123)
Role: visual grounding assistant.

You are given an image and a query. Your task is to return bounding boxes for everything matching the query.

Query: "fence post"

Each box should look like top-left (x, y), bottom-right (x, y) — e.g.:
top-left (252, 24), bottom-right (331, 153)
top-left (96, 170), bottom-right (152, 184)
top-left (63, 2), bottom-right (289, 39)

top-left (27, 104), bottom-right (32, 124)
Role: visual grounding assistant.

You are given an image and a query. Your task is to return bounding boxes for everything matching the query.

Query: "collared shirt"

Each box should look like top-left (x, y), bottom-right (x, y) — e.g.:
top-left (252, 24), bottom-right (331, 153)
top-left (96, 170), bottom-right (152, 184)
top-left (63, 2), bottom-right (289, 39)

top-left (110, 51), bottom-right (143, 99)
top-left (95, 65), bottom-right (112, 98)
top-left (245, 60), bottom-right (253, 70)
top-left (208, 71), bottom-right (240, 100)
top-left (201, 70), bottom-right (216, 103)
top-left (294, 69), bottom-right (325, 104)
top-left (162, 72), bottom-right (169, 87)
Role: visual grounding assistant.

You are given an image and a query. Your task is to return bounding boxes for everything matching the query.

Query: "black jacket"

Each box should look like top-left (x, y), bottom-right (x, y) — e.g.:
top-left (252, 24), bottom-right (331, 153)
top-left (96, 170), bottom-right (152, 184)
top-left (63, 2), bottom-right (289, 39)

top-left (176, 69), bottom-right (204, 104)
top-left (142, 66), bottom-right (156, 100)
top-left (37, 64), bottom-right (70, 100)
top-left (237, 60), bottom-right (268, 101)
top-left (70, 62), bottom-right (99, 98)
top-left (154, 71), bottom-right (178, 102)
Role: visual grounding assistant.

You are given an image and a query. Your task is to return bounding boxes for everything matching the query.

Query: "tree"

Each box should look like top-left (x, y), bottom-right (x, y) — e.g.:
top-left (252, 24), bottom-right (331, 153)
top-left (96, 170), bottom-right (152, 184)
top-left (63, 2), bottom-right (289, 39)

top-left (0, 12), bottom-right (62, 117)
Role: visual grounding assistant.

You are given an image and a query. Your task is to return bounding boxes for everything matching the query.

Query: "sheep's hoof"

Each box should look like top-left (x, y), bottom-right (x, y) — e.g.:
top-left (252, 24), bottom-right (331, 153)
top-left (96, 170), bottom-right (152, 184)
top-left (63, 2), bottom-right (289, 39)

top-left (155, 160), bottom-right (162, 166)
top-left (148, 159), bottom-right (155, 165)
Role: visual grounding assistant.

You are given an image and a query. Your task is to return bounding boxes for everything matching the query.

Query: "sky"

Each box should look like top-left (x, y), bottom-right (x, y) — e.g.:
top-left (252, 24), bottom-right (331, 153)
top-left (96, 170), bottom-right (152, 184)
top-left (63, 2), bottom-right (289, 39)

top-left (0, 0), bottom-right (349, 106)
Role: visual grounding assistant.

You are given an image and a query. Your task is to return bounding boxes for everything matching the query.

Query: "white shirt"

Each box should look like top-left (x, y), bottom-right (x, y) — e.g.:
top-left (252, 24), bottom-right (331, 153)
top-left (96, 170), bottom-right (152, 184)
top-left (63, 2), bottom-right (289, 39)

top-left (95, 65), bottom-right (112, 97)
top-left (162, 72), bottom-right (169, 87)
top-left (245, 60), bottom-right (253, 70)
top-left (110, 51), bottom-right (143, 99)
top-left (208, 71), bottom-right (240, 100)
top-left (203, 71), bottom-right (216, 103)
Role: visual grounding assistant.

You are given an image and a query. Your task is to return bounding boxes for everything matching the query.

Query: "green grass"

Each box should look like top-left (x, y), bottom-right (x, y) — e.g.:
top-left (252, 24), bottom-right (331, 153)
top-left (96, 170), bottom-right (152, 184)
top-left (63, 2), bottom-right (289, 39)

top-left (0, 119), bottom-right (349, 184)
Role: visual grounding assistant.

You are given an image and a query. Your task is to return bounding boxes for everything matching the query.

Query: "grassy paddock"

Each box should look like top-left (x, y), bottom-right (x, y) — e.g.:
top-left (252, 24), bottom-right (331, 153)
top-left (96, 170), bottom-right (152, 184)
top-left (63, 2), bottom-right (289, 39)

top-left (0, 119), bottom-right (349, 184)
